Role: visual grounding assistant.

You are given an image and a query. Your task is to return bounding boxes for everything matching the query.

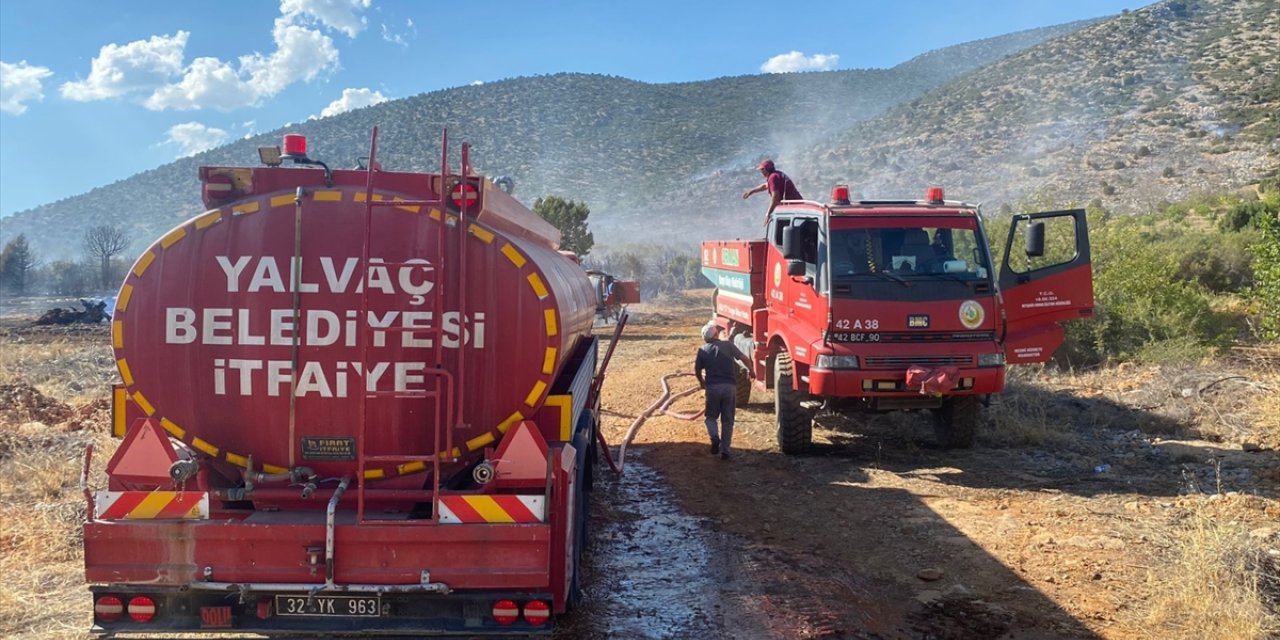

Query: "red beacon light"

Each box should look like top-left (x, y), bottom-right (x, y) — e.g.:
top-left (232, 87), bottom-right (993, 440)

top-left (282, 134), bottom-right (308, 159)
top-left (925, 186), bottom-right (945, 204)
top-left (830, 184), bottom-right (851, 205)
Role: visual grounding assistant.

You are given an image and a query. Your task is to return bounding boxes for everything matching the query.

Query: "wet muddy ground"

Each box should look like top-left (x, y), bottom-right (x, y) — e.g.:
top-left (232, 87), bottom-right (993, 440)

top-left (555, 297), bottom-right (1279, 639)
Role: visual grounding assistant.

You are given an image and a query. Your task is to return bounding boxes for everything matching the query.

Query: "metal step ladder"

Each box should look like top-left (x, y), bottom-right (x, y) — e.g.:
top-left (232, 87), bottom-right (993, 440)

top-left (354, 127), bottom-right (472, 524)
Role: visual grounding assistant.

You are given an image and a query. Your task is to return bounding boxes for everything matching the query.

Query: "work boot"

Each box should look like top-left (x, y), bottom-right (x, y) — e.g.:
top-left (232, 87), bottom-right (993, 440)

top-left (719, 450), bottom-right (731, 461)
top-left (710, 436), bottom-right (720, 455)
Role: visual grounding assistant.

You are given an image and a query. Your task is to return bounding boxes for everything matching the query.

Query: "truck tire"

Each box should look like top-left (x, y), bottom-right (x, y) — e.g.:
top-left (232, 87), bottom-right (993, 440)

top-left (734, 363), bottom-right (752, 406)
top-left (774, 352), bottom-right (812, 454)
top-left (933, 396), bottom-right (980, 449)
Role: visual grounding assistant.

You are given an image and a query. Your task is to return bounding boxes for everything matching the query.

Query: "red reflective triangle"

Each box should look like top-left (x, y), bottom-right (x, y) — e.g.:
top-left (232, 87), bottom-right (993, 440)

top-left (105, 418), bottom-right (179, 487)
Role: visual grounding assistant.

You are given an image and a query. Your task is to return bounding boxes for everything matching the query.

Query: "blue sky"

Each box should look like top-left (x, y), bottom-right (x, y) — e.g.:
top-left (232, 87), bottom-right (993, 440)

top-left (0, 0), bottom-right (1141, 217)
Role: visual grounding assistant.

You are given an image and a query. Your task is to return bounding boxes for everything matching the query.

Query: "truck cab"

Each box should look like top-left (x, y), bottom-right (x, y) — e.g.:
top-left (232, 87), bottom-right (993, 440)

top-left (702, 186), bottom-right (1093, 451)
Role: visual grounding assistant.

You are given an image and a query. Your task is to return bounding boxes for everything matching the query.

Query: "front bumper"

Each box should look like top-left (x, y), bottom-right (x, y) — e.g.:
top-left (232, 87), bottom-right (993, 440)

top-left (807, 365), bottom-right (1005, 398)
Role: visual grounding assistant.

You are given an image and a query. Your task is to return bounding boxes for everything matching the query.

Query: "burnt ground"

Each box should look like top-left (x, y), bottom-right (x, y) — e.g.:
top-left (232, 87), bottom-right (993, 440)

top-left (1, 296), bottom-right (1277, 639)
top-left (558, 295), bottom-right (1280, 640)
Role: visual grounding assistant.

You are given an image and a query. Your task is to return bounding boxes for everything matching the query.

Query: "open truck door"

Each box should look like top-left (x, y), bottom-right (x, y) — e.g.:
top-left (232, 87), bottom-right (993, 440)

top-left (998, 209), bottom-right (1094, 364)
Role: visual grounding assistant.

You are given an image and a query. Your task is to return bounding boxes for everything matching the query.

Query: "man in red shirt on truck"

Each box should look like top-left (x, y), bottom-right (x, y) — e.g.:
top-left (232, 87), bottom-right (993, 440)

top-left (742, 159), bottom-right (803, 220)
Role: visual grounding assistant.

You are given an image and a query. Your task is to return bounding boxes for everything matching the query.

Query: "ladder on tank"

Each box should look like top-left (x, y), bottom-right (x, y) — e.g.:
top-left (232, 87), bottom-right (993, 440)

top-left (353, 126), bottom-right (473, 524)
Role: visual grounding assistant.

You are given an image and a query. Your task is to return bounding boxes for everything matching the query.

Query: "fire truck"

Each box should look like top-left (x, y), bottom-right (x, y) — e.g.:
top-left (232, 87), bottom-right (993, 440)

top-left (83, 129), bottom-right (612, 635)
top-left (702, 186), bottom-right (1094, 451)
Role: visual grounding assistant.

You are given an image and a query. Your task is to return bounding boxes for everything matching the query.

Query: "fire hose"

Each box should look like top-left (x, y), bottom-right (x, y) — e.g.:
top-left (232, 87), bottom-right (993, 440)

top-left (615, 372), bottom-right (705, 472)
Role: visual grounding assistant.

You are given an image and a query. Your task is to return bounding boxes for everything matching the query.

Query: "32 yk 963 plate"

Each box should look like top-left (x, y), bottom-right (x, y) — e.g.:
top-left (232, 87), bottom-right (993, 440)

top-left (275, 595), bottom-right (381, 617)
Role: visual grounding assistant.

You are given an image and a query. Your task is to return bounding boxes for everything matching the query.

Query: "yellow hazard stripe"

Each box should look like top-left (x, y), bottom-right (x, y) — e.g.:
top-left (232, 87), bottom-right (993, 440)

top-left (191, 437), bottom-right (218, 456)
top-left (397, 460), bottom-right (426, 474)
top-left (262, 463), bottom-right (289, 474)
top-left (160, 227), bottom-right (187, 249)
top-left (542, 347), bottom-right (557, 375)
top-left (232, 201), bottom-right (260, 215)
top-left (314, 190), bottom-right (342, 202)
top-left (159, 417), bottom-right (185, 439)
top-left (525, 380), bottom-right (547, 407)
top-left (128, 491), bottom-right (175, 519)
top-left (117, 359), bottom-right (134, 386)
top-left (117, 285), bottom-right (134, 312)
top-left (464, 496), bottom-right (515, 523)
top-left (466, 432), bottom-right (495, 451)
top-left (132, 251), bottom-right (156, 277)
top-left (544, 309), bottom-right (558, 336)
top-left (132, 391), bottom-right (154, 416)
top-left (501, 244), bottom-right (526, 267)
top-left (526, 273), bottom-right (549, 299)
top-left (364, 468), bottom-right (386, 479)
top-left (117, 284), bottom-right (134, 311)
top-left (224, 451), bottom-right (248, 467)
top-left (112, 321), bottom-right (124, 349)
top-left (112, 387), bottom-right (127, 438)
top-left (469, 224), bottom-right (495, 243)
top-left (545, 395), bottom-right (572, 442)
top-left (498, 412), bottom-right (524, 434)
top-left (270, 194), bottom-right (295, 208)
top-left (195, 210), bottom-right (223, 229)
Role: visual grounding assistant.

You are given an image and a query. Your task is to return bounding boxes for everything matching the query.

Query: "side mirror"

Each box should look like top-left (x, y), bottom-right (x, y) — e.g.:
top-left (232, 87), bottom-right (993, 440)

top-left (1024, 221), bottom-right (1046, 258)
top-left (786, 260), bottom-right (806, 277)
top-left (781, 225), bottom-right (804, 260)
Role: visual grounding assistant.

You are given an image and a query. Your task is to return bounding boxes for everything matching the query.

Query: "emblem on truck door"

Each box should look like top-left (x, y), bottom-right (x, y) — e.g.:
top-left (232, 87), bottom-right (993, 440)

top-left (959, 300), bottom-right (984, 329)
top-left (773, 262), bottom-right (782, 287)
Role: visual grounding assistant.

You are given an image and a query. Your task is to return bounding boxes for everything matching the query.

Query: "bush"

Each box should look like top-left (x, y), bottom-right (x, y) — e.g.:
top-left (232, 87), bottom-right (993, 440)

top-left (1249, 213), bottom-right (1280, 340)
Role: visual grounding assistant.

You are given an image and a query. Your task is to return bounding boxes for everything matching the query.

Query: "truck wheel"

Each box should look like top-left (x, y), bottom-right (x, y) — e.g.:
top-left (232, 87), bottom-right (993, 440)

top-left (734, 363), bottom-right (752, 406)
top-left (933, 396), bottom-right (980, 449)
top-left (774, 352), bottom-right (812, 454)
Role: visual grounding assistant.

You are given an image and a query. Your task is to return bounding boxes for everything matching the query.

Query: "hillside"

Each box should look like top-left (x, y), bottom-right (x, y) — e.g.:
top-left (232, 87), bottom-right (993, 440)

top-left (796, 0), bottom-right (1280, 214)
top-left (0, 20), bottom-right (1096, 260)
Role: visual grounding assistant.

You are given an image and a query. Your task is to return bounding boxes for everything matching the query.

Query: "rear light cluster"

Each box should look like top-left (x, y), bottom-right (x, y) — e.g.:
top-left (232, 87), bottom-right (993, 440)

top-left (94, 594), bottom-right (157, 623)
top-left (492, 599), bottom-right (550, 625)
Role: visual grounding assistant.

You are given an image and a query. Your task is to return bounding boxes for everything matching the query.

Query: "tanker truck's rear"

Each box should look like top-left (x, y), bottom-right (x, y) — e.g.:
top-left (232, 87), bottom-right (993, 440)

top-left (83, 130), bottom-right (603, 636)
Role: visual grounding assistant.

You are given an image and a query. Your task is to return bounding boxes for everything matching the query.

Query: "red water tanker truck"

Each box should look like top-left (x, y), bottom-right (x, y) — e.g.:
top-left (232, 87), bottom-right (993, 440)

top-left (702, 185), bottom-right (1094, 451)
top-left (83, 129), bottom-right (611, 635)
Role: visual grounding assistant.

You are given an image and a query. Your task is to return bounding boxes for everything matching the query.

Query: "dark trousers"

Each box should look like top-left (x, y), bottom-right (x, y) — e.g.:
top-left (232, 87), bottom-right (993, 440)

top-left (704, 383), bottom-right (737, 451)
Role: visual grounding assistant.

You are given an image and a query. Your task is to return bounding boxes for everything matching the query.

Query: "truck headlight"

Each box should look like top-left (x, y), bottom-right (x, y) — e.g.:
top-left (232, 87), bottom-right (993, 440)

top-left (978, 352), bottom-right (1005, 367)
top-left (815, 355), bottom-right (859, 369)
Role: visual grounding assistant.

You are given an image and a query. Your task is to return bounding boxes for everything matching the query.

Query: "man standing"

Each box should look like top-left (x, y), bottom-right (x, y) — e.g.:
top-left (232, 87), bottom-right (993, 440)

top-left (742, 159), bottom-right (803, 220)
top-left (695, 321), bottom-right (753, 460)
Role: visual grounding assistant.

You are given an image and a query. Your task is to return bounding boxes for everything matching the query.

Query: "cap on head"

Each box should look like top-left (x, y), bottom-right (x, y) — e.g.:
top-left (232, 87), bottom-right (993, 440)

top-left (701, 321), bottom-right (720, 342)
top-left (757, 159), bottom-right (775, 172)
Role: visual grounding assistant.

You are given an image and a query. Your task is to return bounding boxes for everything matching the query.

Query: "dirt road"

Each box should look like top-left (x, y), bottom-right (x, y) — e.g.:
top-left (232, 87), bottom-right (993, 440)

top-left (561, 295), bottom-right (1280, 639)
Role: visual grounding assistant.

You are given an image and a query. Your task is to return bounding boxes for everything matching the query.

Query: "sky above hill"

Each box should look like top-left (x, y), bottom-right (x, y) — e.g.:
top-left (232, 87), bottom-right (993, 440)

top-left (0, 0), bottom-right (1141, 217)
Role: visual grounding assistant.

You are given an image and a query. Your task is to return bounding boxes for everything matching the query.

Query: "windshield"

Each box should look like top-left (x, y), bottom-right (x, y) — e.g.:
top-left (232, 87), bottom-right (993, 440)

top-left (829, 226), bottom-right (992, 280)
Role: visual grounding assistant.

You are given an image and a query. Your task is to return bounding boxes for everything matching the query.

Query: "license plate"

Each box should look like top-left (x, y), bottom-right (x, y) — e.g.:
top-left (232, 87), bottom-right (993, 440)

top-left (275, 595), bottom-right (381, 617)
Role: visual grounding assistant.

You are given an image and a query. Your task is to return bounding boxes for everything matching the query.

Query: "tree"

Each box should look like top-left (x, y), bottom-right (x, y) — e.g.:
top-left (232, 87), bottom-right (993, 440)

top-left (83, 225), bottom-right (130, 289)
top-left (532, 196), bottom-right (594, 256)
top-left (0, 234), bottom-right (40, 295)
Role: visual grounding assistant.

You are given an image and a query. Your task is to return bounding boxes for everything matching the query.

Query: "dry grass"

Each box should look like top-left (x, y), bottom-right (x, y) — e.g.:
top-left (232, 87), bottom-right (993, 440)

top-left (0, 427), bottom-right (116, 639)
top-left (1145, 499), bottom-right (1280, 639)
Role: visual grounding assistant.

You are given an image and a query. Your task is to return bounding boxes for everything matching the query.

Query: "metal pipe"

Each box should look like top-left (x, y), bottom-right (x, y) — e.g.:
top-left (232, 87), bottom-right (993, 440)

top-left (326, 476), bottom-right (351, 588)
top-left (81, 445), bottom-right (95, 522)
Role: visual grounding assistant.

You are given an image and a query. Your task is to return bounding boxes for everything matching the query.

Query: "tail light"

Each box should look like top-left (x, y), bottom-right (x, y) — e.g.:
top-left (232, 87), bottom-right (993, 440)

top-left (94, 595), bottom-right (123, 623)
top-left (492, 599), bottom-right (518, 625)
top-left (127, 595), bottom-right (157, 622)
top-left (523, 600), bottom-right (550, 625)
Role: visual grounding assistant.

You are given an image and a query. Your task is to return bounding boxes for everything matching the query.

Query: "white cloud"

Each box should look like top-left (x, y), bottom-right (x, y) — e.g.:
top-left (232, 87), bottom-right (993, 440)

top-left (60, 32), bottom-right (188, 101)
top-left (317, 87), bottom-right (387, 118)
top-left (164, 121), bottom-right (229, 157)
top-left (145, 10), bottom-right (344, 111)
top-left (281, 0), bottom-right (372, 38)
top-left (0, 60), bottom-right (54, 115)
top-left (68, 0), bottom-right (371, 112)
top-left (381, 18), bottom-right (416, 47)
top-left (760, 51), bottom-right (840, 74)
top-left (470, 80), bottom-right (484, 86)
